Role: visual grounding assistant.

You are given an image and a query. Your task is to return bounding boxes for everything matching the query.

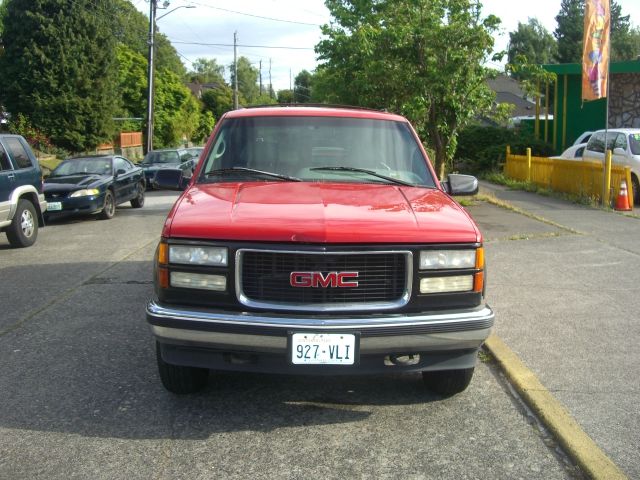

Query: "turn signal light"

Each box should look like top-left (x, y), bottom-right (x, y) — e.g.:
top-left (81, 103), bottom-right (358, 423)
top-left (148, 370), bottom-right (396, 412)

top-left (157, 242), bottom-right (168, 265)
top-left (158, 267), bottom-right (169, 289)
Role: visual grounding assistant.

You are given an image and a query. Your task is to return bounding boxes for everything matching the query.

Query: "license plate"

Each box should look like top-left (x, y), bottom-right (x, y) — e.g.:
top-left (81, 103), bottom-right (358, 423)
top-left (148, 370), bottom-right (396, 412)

top-left (47, 202), bottom-right (62, 211)
top-left (290, 333), bottom-right (357, 365)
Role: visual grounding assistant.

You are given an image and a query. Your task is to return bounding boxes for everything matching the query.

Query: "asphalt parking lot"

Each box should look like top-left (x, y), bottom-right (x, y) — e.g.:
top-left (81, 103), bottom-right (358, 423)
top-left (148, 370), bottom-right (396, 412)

top-left (1, 187), bottom-right (637, 479)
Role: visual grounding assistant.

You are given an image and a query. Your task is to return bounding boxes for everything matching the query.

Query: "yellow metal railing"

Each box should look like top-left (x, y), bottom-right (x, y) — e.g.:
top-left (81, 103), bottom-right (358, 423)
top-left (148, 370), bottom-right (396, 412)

top-left (504, 146), bottom-right (634, 208)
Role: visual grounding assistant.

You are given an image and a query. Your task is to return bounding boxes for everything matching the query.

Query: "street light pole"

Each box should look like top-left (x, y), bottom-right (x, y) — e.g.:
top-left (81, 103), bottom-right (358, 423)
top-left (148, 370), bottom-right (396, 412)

top-left (146, 3), bottom-right (195, 153)
top-left (145, 0), bottom-right (157, 154)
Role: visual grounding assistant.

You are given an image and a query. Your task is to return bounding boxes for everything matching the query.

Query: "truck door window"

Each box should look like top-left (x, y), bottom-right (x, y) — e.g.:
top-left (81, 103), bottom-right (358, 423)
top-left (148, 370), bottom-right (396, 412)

top-left (4, 137), bottom-right (32, 169)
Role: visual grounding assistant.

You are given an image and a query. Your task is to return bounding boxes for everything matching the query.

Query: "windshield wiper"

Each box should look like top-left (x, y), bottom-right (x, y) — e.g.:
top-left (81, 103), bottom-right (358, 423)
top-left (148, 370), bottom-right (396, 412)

top-left (205, 167), bottom-right (302, 182)
top-left (310, 166), bottom-right (415, 187)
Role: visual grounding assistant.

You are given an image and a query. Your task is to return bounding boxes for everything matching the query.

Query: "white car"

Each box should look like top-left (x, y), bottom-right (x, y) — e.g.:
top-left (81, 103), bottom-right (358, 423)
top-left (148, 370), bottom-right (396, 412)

top-left (573, 131), bottom-right (593, 146)
top-left (550, 143), bottom-right (587, 160)
top-left (582, 128), bottom-right (640, 205)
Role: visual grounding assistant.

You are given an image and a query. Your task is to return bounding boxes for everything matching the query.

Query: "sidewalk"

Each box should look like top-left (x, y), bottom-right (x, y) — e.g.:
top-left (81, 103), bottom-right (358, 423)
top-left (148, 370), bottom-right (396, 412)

top-left (467, 182), bottom-right (640, 479)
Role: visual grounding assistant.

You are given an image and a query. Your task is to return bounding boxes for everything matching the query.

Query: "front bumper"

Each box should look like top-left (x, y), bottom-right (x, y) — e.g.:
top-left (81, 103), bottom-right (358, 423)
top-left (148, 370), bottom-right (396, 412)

top-left (44, 193), bottom-right (105, 218)
top-left (147, 300), bottom-right (494, 374)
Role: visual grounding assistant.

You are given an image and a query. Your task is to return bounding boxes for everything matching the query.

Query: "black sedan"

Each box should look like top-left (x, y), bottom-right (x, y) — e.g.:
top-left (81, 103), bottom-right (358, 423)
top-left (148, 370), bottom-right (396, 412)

top-left (44, 155), bottom-right (145, 220)
top-left (139, 148), bottom-right (196, 188)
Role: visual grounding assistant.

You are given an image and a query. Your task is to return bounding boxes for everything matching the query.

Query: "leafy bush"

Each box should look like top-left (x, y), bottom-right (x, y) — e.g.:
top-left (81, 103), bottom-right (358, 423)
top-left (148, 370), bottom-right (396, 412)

top-left (455, 125), bottom-right (553, 174)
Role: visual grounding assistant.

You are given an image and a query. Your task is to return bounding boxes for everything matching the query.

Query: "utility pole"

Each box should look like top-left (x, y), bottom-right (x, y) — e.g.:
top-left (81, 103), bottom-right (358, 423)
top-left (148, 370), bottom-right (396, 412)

top-left (233, 31), bottom-right (239, 110)
top-left (259, 60), bottom-right (263, 96)
top-left (269, 58), bottom-right (273, 99)
top-left (145, 0), bottom-right (157, 153)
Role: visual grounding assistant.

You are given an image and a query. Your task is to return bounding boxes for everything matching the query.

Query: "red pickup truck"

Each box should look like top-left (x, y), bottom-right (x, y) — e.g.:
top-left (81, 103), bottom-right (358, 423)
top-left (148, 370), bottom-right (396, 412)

top-left (147, 106), bottom-right (494, 396)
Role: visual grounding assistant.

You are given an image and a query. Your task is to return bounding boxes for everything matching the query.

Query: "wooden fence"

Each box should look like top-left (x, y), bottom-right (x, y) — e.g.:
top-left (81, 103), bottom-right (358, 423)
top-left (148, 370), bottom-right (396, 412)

top-left (504, 146), bottom-right (633, 207)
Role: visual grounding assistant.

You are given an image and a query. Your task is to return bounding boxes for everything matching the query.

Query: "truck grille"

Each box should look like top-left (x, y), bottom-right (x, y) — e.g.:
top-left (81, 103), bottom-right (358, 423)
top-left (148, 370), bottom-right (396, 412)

top-left (237, 249), bottom-right (411, 311)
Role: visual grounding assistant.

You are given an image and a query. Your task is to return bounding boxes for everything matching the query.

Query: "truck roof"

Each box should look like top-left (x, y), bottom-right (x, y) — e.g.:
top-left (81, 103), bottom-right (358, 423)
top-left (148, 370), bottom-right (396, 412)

top-left (224, 105), bottom-right (407, 122)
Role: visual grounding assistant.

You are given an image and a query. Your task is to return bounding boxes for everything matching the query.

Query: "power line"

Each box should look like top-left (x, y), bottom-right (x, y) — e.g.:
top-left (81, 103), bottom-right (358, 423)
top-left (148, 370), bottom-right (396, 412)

top-left (170, 40), bottom-right (314, 51)
top-left (187, 1), bottom-right (322, 27)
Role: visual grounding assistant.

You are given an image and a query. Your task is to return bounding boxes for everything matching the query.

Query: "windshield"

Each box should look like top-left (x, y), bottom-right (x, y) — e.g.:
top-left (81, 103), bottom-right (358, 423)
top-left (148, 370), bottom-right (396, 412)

top-left (141, 151), bottom-right (180, 165)
top-left (51, 157), bottom-right (112, 176)
top-left (199, 116), bottom-right (436, 187)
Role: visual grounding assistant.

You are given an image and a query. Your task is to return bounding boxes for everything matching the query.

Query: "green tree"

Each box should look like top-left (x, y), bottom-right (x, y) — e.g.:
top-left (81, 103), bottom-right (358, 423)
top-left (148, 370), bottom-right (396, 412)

top-left (153, 68), bottom-right (201, 148)
top-left (507, 19), bottom-right (557, 77)
top-left (316, 0), bottom-right (500, 179)
top-left (230, 56), bottom-right (260, 105)
top-left (112, 0), bottom-right (185, 77)
top-left (294, 70), bottom-right (313, 103)
top-left (554, 0), bottom-right (632, 63)
top-left (188, 58), bottom-right (225, 84)
top-left (277, 89), bottom-right (294, 104)
top-left (201, 85), bottom-right (234, 120)
top-left (115, 44), bottom-right (147, 133)
top-left (0, 0), bottom-right (118, 151)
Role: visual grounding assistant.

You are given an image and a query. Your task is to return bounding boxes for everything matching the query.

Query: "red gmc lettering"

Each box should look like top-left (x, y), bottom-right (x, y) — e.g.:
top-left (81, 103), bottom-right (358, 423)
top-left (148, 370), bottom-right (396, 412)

top-left (290, 272), bottom-right (359, 288)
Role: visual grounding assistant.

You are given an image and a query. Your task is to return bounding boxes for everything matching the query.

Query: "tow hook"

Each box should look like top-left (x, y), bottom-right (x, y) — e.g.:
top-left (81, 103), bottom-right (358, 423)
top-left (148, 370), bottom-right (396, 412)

top-left (385, 354), bottom-right (421, 366)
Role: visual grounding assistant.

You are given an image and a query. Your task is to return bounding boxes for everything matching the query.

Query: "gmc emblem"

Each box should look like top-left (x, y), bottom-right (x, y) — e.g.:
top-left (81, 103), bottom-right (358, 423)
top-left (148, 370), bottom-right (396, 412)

top-left (290, 271), bottom-right (359, 288)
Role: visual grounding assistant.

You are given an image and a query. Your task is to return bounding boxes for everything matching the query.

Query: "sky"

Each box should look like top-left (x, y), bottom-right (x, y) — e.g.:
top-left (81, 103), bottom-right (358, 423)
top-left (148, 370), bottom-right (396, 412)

top-left (133, 0), bottom-right (640, 92)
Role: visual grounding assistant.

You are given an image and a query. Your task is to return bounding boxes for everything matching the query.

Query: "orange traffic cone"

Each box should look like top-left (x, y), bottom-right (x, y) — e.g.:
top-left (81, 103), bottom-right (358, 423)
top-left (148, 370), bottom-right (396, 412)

top-left (614, 180), bottom-right (632, 211)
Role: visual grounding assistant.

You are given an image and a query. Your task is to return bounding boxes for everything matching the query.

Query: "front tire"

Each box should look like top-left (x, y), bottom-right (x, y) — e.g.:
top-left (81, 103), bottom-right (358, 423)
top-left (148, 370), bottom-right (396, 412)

top-left (156, 342), bottom-right (209, 394)
top-left (130, 182), bottom-right (145, 208)
top-left (6, 199), bottom-right (38, 248)
top-left (422, 368), bottom-right (474, 397)
top-left (99, 190), bottom-right (115, 220)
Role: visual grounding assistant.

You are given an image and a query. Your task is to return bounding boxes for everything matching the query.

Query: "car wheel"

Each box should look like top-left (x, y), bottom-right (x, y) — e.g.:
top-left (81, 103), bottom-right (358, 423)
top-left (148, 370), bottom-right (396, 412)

top-left (156, 342), bottom-right (209, 394)
top-left (422, 367), bottom-right (474, 397)
top-left (632, 175), bottom-right (640, 207)
top-left (6, 199), bottom-right (38, 248)
top-left (130, 182), bottom-right (145, 208)
top-left (99, 190), bottom-right (115, 220)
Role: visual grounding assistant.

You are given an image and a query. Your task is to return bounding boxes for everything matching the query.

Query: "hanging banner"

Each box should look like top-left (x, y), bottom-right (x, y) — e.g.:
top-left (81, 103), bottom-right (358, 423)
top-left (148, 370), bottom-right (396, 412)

top-left (582, 0), bottom-right (610, 101)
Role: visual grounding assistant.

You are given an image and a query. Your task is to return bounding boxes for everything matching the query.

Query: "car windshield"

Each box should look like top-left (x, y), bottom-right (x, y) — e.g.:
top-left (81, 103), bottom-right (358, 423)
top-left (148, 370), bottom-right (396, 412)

top-left (629, 133), bottom-right (640, 155)
top-left (198, 116), bottom-right (436, 187)
top-left (51, 157), bottom-right (112, 176)
top-left (141, 151), bottom-right (180, 165)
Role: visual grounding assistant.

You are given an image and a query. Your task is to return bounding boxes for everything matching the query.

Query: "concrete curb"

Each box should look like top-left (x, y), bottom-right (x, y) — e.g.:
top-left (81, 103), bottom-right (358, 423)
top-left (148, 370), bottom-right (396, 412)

top-left (484, 334), bottom-right (628, 480)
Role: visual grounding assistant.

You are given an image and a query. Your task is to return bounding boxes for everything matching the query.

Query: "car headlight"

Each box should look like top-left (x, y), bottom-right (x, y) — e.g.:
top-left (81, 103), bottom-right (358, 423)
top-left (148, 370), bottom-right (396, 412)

top-left (169, 245), bottom-right (228, 266)
top-left (419, 250), bottom-right (476, 270)
top-left (70, 188), bottom-right (100, 197)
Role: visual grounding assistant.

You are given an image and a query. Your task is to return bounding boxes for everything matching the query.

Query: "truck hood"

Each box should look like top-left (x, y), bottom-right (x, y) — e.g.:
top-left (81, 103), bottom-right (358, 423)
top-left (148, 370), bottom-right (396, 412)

top-left (165, 182), bottom-right (481, 244)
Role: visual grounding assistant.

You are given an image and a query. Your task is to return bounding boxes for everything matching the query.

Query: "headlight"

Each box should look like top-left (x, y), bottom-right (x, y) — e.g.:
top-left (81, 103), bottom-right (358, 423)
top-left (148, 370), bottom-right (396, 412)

top-left (170, 272), bottom-right (226, 291)
top-left (419, 250), bottom-right (476, 270)
top-left (420, 275), bottom-right (473, 293)
top-left (169, 245), bottom-right (228, 266)
top-left (70, 188), bottom-right (100, 197)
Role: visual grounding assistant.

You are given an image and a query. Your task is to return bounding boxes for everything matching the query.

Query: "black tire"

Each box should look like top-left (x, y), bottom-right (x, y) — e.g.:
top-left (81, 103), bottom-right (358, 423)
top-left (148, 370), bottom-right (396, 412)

top-left (130, 182), bottom-right (145, 208)
top-left (156, 342), bottom-right (208, 394)
top-left (631, 175), bottom-right (640, 207)
top-left (99, 190), bottom-right (115, 220)
top-left (6, 199), bottom-right (38, 248)
top-left (422, 368), bottom-right (474, 397)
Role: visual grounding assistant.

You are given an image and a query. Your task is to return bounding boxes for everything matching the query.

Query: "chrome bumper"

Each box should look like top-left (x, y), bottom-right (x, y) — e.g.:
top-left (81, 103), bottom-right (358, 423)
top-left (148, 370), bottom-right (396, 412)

top-left (147, 300), bottom-right (494, 354)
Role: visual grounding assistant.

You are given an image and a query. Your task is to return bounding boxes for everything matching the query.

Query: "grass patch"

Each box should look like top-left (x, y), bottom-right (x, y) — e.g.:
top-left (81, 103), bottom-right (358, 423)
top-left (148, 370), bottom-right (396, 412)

top-left (482, 172), bottom-right (600, 208)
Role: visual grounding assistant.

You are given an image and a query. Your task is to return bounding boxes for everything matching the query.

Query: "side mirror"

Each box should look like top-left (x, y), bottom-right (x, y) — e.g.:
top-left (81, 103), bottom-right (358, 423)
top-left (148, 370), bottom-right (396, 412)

top-left (445, 174), bottom-right (478, 196)
top-left (153, 168), bottom-right (188, 191)
top-left (613, 147), bottom-right (626, 155)
top-left (116, 168), bottom-right (126, 176)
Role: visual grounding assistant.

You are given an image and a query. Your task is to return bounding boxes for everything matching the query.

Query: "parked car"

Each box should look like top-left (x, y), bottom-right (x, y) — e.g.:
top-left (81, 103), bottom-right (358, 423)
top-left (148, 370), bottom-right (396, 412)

top-left (186, 146), bottom-right (204, 160)
top-left (139, 148), bottom-right (196, 188)
top-left (550, 143), bottom-right (587, 160)
top-left (147, 106), bottom-right (494, 397)
top-left (44, 155), bottom-right (145, 220)
top-left (0, 134), bottom-right (47, 247)
top-left (573, 131), bottom-right (593, 146)
top-left (583, 128), bottom-right (640, 205)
